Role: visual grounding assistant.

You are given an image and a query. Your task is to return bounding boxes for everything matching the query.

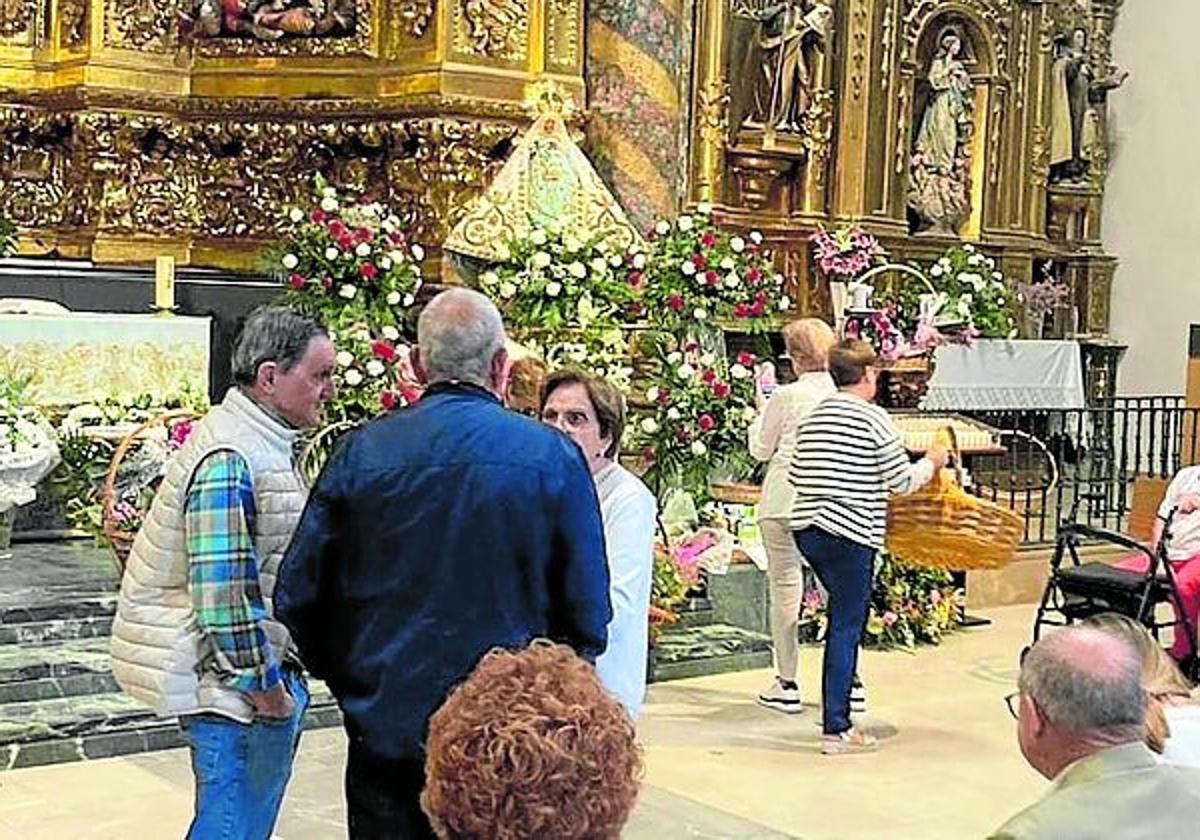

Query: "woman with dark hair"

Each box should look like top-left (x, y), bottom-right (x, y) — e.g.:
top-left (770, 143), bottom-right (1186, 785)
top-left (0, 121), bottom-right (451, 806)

top-left (541, 369), bottom-right (657, 717)
top-left (422, 640), bottom-right (642, 839)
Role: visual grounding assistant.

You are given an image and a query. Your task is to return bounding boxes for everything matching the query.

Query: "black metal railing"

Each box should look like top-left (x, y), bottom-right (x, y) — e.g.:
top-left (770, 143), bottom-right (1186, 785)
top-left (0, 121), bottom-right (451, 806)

top-left (959, 398), bottom-right (1200, 545)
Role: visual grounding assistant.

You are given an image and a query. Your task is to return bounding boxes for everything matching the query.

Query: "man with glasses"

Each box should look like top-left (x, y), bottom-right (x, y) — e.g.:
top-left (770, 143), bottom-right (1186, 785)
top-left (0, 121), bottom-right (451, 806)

top-left (992, 626), bottom-right (1200, 838)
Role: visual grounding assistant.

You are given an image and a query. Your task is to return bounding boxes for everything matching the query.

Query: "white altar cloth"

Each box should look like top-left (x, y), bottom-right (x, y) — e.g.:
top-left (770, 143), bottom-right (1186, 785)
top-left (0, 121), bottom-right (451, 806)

top-left (921, 339), bottom-right (1085, 411)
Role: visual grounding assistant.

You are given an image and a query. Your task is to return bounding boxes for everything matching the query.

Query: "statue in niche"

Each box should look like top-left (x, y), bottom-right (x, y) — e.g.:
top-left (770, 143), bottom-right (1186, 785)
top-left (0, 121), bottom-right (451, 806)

top-left (907, 30), bottom-right (974, 236)
top-left (727, 0), bottom-right (833, 140)
top-left (1049, 27), bottom-right (1129, 182)
top-left (181, 0), bottom-right (354, 40)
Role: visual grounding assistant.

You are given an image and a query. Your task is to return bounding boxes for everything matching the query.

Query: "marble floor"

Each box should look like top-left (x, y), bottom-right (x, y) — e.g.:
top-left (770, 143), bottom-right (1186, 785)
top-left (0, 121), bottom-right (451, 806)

top-left (0, 603), bottom-right (1048, 839)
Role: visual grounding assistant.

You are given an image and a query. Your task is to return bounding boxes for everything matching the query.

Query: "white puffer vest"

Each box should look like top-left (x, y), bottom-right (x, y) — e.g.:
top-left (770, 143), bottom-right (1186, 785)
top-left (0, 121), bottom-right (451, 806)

top-left (110, 388), bottom-right (307, 723)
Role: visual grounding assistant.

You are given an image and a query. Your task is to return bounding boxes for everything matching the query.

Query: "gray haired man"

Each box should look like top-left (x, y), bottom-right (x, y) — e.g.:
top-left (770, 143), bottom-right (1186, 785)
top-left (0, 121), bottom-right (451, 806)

top-left (992, 626), bottom-right (1200, 839)
top-left (112, 305), bottom-right (336, 839)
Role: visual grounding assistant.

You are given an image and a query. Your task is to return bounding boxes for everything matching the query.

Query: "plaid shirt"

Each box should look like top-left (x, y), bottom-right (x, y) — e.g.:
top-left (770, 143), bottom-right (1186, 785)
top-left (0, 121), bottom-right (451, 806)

top-left (186, 450), bottom-right (281, 695)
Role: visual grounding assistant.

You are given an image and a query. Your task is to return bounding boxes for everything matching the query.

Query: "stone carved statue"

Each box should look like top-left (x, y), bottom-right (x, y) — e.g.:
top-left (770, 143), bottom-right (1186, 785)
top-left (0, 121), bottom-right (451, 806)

top-left (182, 0), bottom-right (354, 41)
top-left (728, 0), bottom-right (833, 140)
top-left (907, 30), bottom-right (973, 235)
top-left (1049, 27), bottom-right (1128, 182)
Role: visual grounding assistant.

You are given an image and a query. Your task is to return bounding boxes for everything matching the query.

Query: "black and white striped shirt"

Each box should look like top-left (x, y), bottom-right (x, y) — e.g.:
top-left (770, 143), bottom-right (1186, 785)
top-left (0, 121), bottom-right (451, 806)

top-left (788, 393), bottom-right (934, 549)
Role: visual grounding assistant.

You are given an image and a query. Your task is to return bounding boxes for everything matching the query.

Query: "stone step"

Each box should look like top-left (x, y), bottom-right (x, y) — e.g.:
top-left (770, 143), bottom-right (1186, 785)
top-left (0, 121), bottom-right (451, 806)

top-left (0, 594), bottom-right (116, 628)
top-left (0, 637), bottom-right (117, 704)
top-left (649, 622), bottom-right (773, 683)
top-left (0, 686), bottom-right (343, 772)
top-left (0, 615), bottom-right (114, 646)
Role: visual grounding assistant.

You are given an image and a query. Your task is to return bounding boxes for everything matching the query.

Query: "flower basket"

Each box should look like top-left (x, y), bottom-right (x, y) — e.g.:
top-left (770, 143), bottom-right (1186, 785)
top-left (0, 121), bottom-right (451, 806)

top-left (877, 353), bottom-right (937, 410)
top-left (102, 410), bottom-right (199, 577)
top-left (708, 481), bottom-right (762, 506)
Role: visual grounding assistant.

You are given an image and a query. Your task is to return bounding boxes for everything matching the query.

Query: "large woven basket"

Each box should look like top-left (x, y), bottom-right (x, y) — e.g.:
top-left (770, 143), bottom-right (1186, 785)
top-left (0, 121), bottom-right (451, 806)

top-left (885, 427), bottom-right (1024, 571)
top-left (101, 409), bottom-right (199, 577)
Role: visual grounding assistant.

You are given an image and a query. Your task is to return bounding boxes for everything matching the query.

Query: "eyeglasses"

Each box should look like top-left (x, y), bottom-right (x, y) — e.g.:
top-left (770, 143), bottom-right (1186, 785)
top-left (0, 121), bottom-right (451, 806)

top-left (1004, 691), bottom-right (1021, 720)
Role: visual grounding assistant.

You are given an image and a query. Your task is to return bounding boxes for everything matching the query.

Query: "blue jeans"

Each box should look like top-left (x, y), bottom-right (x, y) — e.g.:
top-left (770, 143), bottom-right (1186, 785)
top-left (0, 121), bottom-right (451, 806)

top-left (795, 527), bottom-right (874, 735)
top-left (180, 669), bottom-right (310, 840)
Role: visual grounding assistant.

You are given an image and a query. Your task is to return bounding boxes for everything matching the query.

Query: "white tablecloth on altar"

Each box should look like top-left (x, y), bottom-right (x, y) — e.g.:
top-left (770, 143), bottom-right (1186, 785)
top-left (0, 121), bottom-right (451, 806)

top-left (921, 339), bottom-right (1086, 411)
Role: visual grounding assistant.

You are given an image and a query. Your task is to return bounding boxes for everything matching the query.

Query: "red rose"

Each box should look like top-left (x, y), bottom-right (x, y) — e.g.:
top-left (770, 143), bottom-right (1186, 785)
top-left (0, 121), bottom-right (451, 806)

top-left (713, 381), bottom-right (731, 398)
top-left (321, 275), bottom-right (333, 289)
top-left (626, 301), bottom-right (646, 318)
top-left (628, 271), bottom-right (644, 288)
top-left (371, 339), bottom-right (397, 361)
top-left (701, 369), bottom-right (717, 384)
top-left (691, 253), bottom-right (707, 269)
top-left (641, 446), bottom-right (657, 464)
top-left (698, 413), bottom-right (715, 431)
top-left (288, 273), bottom-right (306, 289)
top-left (755, 290), bottom-right (768, 303)
top-left (750, 300), bottom-right (765, 316)
top-left (675, 427), bottom-right (691, 443)
top-left (704, 270), bottom-right (719, 286)
top-left (338, 235), bottom-right (354, 252)
top-left (389, 231), bottom-right (406, 245)
top-left (700, 232), bottom-right (716, 248)
top-left (360, 262), bottom-right (378, 279)
top-left (400, 383), bottom-right (423, 403)
top-left (684, 340), bottom-right (700, 352)
top-left (355, 226), bottom-right (372, 244)
top-left (734, 303), bottom-right (749, 317)
top-left (666, 292), bottom-right (684, 311)
top-left (379, 390), bottom-right (398, 411)
top-left (656, 387), bottom-right (671, 404)
top-left (746, 266), bottom-right (762, 283)
top-left (311, 209), bottom-right (327, 223)
top-left (737, 350), bottom-right (755, 367)
top-left (328, 220), bottom-right (346, 237)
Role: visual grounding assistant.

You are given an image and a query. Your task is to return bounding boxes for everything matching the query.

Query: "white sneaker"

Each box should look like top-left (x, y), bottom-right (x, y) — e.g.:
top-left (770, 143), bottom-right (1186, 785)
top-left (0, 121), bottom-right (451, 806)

top-left (851, 677), bottom-right (867, 715)
top-left (757, 677), bottom-right (803, 714)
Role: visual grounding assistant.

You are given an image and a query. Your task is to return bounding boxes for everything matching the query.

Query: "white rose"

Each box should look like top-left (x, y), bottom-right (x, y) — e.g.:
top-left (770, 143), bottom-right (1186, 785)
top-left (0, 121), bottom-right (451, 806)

top-left (963, 243), bottom-right (975, 253)
top-left (666, 352), bottom-right (682, 365)
top-left (387, 291), bottom-right (401, 305)
top-left (730, 364), bottom-right (750, 379)
top-left (730, 236), bottom-right (746, 253)
top-left (773, 273), bottom-right (785, 286)
top-left (700, 353), bottom-right (716, 366)
top-left (532, 252), bottom-right (552, 269)
top-left (366, 360), bottom-right (386, 378)
top-left (403, 293), bottom-right (415, 306)
top-left (654, 220), bottom-right (671, 236)
top-left (568, 261), bottom-right (587, 279)
top-left (480, 271), bottom-right (499, 286)
top-left (609, 255), bottom-right (624, 268)
top-left (324, 246), bottom-right (339, 260)
top-left (750, 231), bottom-right (763, 244)
top-left (720, 256), bottom-right (736, 271)
top-left (724, 273), bottom-right (740, 289)
top-left (742, 407), bottom-right (757, 423)
top-left (646, 386), bottom-right (661, 402)
top-left (322, 186), bottom-right (337, 199)
top-left (530, 229), bottom-right (548, 246)
top-left (696, 202), bottom-right (713, 215)
top-left (356, 242), bottom-right (371, 257)
top-left (496, 244), bottom-right (511, 262)
top-left (667, 407), bottom-right (681, 421)
top-left (379, 257), bottom-right (393, 270)
top-left (691, 440), bottom-right (708, 457)
top-left (382, 326), bottom-right (400, 341)
top-left (499, 281), bottom-right (518, 298)
top-left (930, 264), bottom-right (944, 277)
top-left (632, 253), bottom-right (647, 270)
top-left (339, 284), bottom-right (357, 299)
top-left (546, 281), bottom-right (563, 297)
top-left (677, 363), bottom-right (696, 380)
top-left (968, 254), bottom-right (983, 266)
top-left (336, 350), bottom-right (354, 367)
top-left (677, 215), bottom-right (694, 232)
top-left (993, 271), bottom-right (1004, 281)
top-left (778, 295), bottom-right (792, 311)
top-left (564, 237), bottom-right (582, 253)
top-left (411, 244), bottom-right (425, 261)
top-left (356, 329), bottom-right (371, 342)
top-left (694, 307), bottom-right (708, 321)
top-left (320, 196), bottom-right (338, 213)
top-left (681, 260), bottom-right (697, 276)
top-left (641, 417), bottom-right (659, 434)
top-left (590, 257), bottom-right (608, 274)
top-left (288, 207), bottom-right (304, 223)
top-left (281, 253), bottom-right (299, 270)
top-left (388, 249), bottom-right (405, 264)
top-left (344, 368), bottom-right (364, 387)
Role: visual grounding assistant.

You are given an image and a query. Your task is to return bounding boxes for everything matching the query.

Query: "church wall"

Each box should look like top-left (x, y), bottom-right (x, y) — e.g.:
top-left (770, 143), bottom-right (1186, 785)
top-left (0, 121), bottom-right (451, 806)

top-left (1105, 0), bottom-right (1200, 396)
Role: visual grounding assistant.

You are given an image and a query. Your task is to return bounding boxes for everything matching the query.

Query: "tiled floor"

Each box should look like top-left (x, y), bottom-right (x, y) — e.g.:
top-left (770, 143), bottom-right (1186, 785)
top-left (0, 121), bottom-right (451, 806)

top-left (0, 603), bottom-right (1047, 839)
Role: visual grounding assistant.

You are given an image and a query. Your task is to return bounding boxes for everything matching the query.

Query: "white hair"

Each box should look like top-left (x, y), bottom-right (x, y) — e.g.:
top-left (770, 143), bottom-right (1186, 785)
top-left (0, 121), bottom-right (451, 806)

top-left (417, 288), bottom-right (507, 386)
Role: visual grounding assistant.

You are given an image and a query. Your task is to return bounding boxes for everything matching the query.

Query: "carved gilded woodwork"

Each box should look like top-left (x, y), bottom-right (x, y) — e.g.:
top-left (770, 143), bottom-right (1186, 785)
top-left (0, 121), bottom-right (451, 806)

top-left (59, 0), bottom-right (88, 47)
top-left (396, 0), bottom-right (436, 39)
top-left (456, 0), bottom-right (528, 61)
top-left (0, 0), bottom-right (38, 43)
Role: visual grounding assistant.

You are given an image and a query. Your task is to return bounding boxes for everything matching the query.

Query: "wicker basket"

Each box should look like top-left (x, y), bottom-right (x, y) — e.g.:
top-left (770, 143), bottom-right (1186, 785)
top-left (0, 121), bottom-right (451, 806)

top-left (708, 481), bottom-right (762, 506)
top-left (297, 420), bottom-right (359, 484)
top-left (102, 410), bottom-right (199, 577)
top-left (885, 427), bottom-right (1025, 571)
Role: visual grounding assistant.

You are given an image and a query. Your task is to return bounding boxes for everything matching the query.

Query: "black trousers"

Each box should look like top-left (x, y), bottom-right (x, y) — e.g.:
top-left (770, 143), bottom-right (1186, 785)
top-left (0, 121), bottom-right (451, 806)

top-left (345, 737), bottom-right (436, 840)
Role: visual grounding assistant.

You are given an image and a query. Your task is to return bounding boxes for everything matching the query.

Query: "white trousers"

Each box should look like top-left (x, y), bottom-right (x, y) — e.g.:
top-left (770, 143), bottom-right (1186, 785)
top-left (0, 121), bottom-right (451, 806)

top-left (760, 518), bottom-right (806, 682)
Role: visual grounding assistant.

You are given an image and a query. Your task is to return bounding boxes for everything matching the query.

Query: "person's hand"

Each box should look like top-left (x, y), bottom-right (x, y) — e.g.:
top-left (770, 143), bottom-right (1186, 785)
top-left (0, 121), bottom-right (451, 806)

top-left (1178, 493), bottom-right (1200, 515)
top-left (925, 444), bottom-right (950, 470)
top-left (249, 682), bottom-right (295, 721)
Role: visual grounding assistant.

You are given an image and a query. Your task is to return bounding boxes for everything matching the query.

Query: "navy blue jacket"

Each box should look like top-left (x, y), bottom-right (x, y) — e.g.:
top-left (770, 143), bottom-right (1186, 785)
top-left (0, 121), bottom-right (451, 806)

top-left (275, 382), bottom-right (612, 759)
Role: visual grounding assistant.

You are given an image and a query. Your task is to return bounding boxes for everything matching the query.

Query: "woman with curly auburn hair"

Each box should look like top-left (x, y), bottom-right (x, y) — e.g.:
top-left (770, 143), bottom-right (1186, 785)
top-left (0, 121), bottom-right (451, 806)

top-left (421, 640), bottom-right (643, 840)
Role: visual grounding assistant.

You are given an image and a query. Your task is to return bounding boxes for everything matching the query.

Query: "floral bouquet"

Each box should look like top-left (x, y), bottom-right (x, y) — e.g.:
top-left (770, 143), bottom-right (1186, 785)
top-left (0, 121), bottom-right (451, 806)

top-left (0, 378), bottom-right (59, 523)
top-left (919, 243), bottom-right (1018, 339)
top-left (632, 341), bottom-right (759, 502)
top-left (272, 177), bottom-right (425, 426)
top-left (516, 327), bottom-right (635, 394)
top-left (809, 225), bottom-right (886, 282)
top-left (642, 204), bottom-right (790, 335)
top-left (478, 223), bottom-right (641, 331)
top-left (1016, 278), bottom-right (1071, 338)
top-left (864, 552), bottom-right (963, 649)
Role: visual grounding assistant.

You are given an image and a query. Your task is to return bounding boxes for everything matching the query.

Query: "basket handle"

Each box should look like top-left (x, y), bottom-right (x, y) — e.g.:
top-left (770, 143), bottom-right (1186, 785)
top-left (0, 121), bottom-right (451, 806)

top-left (934, 425), bottom-right (965, 485)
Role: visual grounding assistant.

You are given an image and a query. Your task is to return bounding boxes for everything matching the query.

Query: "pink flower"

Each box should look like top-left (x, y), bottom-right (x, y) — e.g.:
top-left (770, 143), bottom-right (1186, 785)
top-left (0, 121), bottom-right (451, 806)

top-left (168, 420), bottom-right (195, 450)
top-left (930, 589), bottom-right (942, 605)
top-left (736, 350), bottom-right (756, 367)
top-left (883, 611), bottom-right (899, 627)
top-left (288, 273), bottom-right (306, 289)
top-left (691, 253), bottom-right (707, 269)
top-left (627, 271), bottom-right (644, 288)
top-left (699, 232), bottom-right (716, 248)
top-left (371, 340), bottom-right (397, 362)
top-left (697, 413), bottom-right (715, 431)
top-left (666, 292), bottom-right (684, 311)
top-left (712, 381), bottom-right (731, 398)
top-left (745, 266), bottom-right (762, 284)
top-left (311, 209), bottom-right (327, 223)
top-left (379, 391), bottom-right (398, 411)
top-left (360, 262), bottom-right (378, 279)
top-left (704, 270), bottom-right (719, 286)
top-left (701, 369), bottom-right (717, 384)
top-left (641, 446), bottom-right (657, 463)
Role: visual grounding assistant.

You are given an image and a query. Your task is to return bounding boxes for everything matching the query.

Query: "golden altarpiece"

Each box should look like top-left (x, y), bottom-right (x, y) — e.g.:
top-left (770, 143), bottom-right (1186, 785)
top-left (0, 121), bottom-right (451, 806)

top-left (0, 0), bottom-right (1129, 393)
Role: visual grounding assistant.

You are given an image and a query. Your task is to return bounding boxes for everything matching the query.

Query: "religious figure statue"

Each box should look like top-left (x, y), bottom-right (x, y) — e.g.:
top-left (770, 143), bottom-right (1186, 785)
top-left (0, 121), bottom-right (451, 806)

top-left (727, 0), bottom-right (833, 140)
top-left (181, 0), bottom-right (354, 41)
top-left (907, 31), bottom-right (973, 236)
top-left (1049, 28), bottom-right (1129, 182)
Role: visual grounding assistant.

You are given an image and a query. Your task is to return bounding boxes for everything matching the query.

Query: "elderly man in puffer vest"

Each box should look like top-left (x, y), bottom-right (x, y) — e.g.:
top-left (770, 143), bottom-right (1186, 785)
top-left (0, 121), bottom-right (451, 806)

top-left (111, 305), bottom-right (336, 839)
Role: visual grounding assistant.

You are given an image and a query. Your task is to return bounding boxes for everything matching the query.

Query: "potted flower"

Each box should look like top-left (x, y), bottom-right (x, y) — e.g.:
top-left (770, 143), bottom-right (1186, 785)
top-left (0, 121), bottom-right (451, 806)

top-left (1016, 279), bottom-right (1071, 339)
top-left (642, 204), bottom-right (790, 338)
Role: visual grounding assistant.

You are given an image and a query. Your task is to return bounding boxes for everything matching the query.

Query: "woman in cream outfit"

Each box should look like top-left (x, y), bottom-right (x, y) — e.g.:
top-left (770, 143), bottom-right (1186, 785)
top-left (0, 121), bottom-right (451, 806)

top-left (748, 319), bottom-right (837, 712)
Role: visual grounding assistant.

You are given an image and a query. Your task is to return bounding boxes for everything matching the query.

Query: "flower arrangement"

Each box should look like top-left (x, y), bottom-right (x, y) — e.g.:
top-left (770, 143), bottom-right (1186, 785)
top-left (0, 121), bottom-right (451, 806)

top-left (809, 225), bottom-right (885, 281)
top-left (272, 177), bottom-right (425, 425)
top-left (918, 243), bottom-right (1018, 339)
top-left (517, 327), bottom-right (635, 394)
top-left (0, 377), bottom-right (59, 520)
top-left (633, 341), bottom-right (758, 502)
top-left (478, 224), bottom-right (640, 331)
top-left (1016, 279), bottom-right (1071, 319)
top-left (650, 542), bottom-right (689, 631)
top-left (642, 203), bottom-right (790, 335)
